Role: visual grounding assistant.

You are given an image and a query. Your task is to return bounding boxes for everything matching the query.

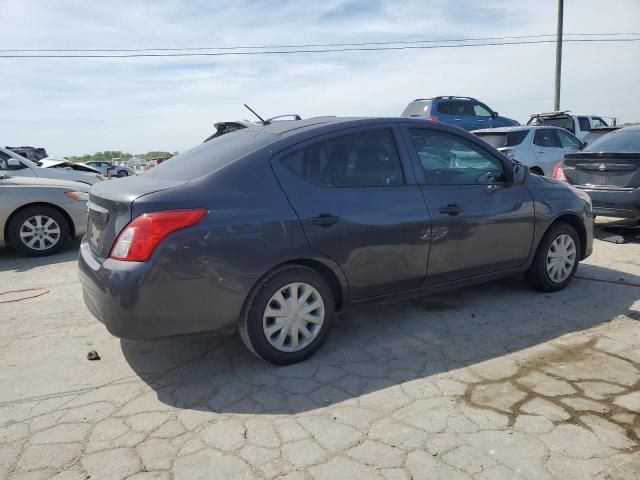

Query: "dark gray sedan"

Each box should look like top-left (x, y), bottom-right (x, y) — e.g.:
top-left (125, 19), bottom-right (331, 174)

top-left (79, 117), bottom-right (593, 364)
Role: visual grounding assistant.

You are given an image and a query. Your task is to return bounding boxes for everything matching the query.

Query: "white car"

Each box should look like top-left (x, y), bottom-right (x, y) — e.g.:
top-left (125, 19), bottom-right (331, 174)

top-left (0, 147), bottom-right (102, 185)
top-left (473, 126), bottom-right (584, 176)
top-left (526, 112), bottom-right (617, 140)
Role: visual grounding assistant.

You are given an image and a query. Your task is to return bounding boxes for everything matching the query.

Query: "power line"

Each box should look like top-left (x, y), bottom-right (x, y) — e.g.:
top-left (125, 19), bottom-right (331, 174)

top-left (0, 37), bottom-right (638, 59)
top-left (0, 32), bottom-right (638, 53)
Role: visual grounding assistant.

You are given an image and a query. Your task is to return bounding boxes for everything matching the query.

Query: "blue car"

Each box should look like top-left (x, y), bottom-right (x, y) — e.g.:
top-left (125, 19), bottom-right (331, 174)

top-left (401, 96), bottom-right (519, 130)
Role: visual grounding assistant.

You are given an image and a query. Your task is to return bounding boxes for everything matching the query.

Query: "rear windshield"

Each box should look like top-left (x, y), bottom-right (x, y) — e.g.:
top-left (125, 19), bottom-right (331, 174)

top-left (583, 128), bottom-right (640, 153)
top-left (530, 116), bottom-right (574, 131)
top-left (142, 130), bottom-right (275, 180)
top-left (402, 101), bottom-right (431, 117)
top-left (475, 130), bottom-right (528, 148)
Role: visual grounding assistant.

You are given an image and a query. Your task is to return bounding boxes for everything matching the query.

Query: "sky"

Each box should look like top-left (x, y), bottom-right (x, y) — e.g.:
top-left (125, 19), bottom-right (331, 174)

top-left (0, 0), bottom-right (639, 157)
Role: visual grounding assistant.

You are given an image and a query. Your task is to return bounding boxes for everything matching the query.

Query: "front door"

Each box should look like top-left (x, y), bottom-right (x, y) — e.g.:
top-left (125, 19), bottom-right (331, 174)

top-left (402, 126), bottom-right (535, 285)
top-left (271, 126), bottom-right (430, 299)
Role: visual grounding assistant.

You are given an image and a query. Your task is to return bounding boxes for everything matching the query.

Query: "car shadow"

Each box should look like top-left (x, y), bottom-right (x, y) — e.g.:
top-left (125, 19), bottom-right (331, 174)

top-left (0, 239), bottom-right (81, 273)
top-left (120, 264), bottom-right (640, 414)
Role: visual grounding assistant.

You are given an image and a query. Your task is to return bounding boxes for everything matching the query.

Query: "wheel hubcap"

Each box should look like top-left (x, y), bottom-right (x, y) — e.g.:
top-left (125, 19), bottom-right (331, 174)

top-left (20, 215), bottom-right (61, 251)
top-left (262, 282), bottom-right (325, 353)
top-left (546, 234), bottom-right (576, 283)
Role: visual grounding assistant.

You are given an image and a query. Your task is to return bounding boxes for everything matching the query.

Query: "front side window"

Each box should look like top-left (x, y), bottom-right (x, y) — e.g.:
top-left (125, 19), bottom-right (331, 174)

top-left (591, 117), bottom-right (609, 128)
top-left (533, 129), bottom-right (561, 148)
top-left (436, 101), bottom-right (453, 114)
top-left (556, 130), bottom-right (582, 149)
top-left (325, 130), bottom-right (404, 187)
top-left (408, 129), bottom-right (506, 185)
top-left (0, 151), bottom-right (26, 170)
top-left (473, 102), bottom-right (492, 117)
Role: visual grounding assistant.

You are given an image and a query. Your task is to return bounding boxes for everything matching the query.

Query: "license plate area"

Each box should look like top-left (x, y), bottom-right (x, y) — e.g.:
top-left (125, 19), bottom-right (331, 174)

top-left (87, 202), bottom-right (109, 254)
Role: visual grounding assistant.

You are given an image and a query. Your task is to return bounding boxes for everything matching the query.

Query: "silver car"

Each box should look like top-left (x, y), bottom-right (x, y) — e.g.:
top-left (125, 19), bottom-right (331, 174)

top-left (473, 126), bottom-right (584, 176)
top-left (0, 174), bottom-right (89, 256)
top-left (0, 147), bottom-right (103, 185)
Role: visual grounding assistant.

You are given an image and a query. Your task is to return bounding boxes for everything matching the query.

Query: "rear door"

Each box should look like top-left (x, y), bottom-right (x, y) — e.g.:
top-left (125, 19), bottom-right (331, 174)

top-left (532, 128), bottom-right (566, 174)
top-left (402, 126), bottom-right (534, 284)
top-left (271, 125), bottom-right (431, 299)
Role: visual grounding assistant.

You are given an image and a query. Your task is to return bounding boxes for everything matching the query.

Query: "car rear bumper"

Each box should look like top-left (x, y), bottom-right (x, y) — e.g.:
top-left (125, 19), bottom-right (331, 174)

top-left (78, 239), bottom-right (240, 340)
top-left (579, 187), bottom-right (640, 219)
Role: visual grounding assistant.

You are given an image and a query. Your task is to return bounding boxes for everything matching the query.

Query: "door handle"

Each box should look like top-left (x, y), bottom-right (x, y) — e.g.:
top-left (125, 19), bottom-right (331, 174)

top-left (305, 214), bottom-right (340, 227)
top-left (537, 151), bottom-right (545, 154)
top-left (438, 203), bottom-right (463, 216)
top-left (454, 118), bottom-right (462, 121)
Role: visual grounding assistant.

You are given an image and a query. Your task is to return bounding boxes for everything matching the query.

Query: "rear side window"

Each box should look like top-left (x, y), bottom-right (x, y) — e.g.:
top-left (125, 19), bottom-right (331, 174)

top-left (578, 117), bottom-right (590, 131)
top-left (282, 144), bottom-right (332, 186)
top-left (533, 129), bottom-right (562, 148)
top-left (143, 130), bottom-right (275, 180)
top-left (325, 130), bottom-right (404, 186)
top-left (282, 129), bottom-right (405, 187)
top-left (476, 130), bottom-right (528, 148)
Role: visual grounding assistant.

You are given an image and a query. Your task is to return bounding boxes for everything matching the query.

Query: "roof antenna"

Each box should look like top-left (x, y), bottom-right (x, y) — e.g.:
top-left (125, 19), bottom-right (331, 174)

top-left (244, 104), bottom-right (267, 125)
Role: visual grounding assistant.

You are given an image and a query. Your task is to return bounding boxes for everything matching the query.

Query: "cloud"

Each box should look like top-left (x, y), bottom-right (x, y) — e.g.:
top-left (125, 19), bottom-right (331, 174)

top-left (0, 0), bottom-right (638, 155)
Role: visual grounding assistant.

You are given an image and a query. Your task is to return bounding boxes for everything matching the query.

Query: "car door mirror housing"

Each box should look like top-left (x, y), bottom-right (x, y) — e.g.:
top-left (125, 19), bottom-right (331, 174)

top-left (7, 158), bottom-right (22, 169)
top-left (491, 111), bottom-right (499, 118)
top-left (512, 163), bottom-right (527, 183)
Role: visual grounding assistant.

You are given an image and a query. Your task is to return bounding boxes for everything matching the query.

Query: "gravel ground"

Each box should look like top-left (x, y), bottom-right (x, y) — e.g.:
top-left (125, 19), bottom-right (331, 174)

top-left (0, 233), bottom-right (639, 480)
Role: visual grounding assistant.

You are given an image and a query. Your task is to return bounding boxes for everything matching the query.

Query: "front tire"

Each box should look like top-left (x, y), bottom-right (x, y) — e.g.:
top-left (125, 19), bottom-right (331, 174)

top-left (526, 222), bottom-right (580, 292)
top-left (239, 265), bottom-right (335, 365)
top-left (8, 206), bottom-right (70, 256)
top-left (117, 170), bottom-right (128, 177)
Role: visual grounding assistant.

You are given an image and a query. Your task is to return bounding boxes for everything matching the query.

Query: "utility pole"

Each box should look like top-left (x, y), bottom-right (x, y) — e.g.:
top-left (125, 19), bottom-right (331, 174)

top-left (554, 0), bottom-right (564, 111)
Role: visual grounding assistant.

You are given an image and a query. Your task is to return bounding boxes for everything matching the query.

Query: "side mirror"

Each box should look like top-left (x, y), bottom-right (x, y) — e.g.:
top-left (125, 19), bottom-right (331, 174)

top-left (579, 141), bottom-right (588, 150)
top-left (7, 158), bottom-right (22, 169)
top-left (491, 111), bottom-right (499, 118)
top-left (512, 163), bottom-right (527, 183)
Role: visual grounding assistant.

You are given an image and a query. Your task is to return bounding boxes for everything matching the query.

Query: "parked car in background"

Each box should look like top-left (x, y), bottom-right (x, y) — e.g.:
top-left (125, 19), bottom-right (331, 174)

top-left (39, 158), bottom-right (102, 174)
top-left (527, 111), bottom-right (619, 140)
top-left (581, 127), bottom-right (619, 147)
top-left (554, 126), bottom-right (640, 219)
top-left (401, 96), bottom-right (519, 130)
top-left (79, 117), bottom-right (593, 365)
top-left (6, 146), bottom-right (48, 162)
top-left (473, 126), bottom-right (583, 176)
top-left (0, 174), bottom-right (89, 256)
top-left (1, 147), bottom-right (102, 185)
top-left (81, 161), bottom-right (134, 177)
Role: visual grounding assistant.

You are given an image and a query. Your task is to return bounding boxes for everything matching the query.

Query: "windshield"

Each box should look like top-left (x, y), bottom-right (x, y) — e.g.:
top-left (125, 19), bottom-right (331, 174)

top-left (143, 130), bottom-right (276, 181)
top-left (583, 128), bottom-right (640, 153)
top-left (475, 130), bottom-right (528, 148)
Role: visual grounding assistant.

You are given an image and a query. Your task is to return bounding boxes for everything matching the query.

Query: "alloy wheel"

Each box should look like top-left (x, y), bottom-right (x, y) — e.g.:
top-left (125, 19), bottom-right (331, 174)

top-left (19, 215), bottom-right (61, 251)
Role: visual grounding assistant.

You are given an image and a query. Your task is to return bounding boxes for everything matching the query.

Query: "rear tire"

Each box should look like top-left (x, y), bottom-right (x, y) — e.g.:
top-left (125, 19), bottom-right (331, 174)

top-left (117, 170), bottom-right (128, 177)
top-left (239, 265), bottom-right (335, 365)
top-left (526, 222), bottom-right (580, 292)
top-left (8, 206), bottom-right (70, 257)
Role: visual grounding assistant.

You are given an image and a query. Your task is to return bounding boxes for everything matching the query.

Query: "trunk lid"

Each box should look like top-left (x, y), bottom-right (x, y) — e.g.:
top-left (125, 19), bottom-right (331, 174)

top-left (564, 152), bottom-right (640, 189)
top-left (87, 176), bottom-right (187, 260)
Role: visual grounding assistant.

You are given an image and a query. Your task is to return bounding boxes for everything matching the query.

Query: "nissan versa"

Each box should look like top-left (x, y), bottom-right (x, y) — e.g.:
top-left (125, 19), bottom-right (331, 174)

top-left (79, 117), bottom-right (593, 364)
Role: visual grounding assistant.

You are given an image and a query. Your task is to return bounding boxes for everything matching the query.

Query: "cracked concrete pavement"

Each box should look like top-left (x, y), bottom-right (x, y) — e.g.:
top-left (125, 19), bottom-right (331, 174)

top-left (1, 236), bottom-right (639, 480)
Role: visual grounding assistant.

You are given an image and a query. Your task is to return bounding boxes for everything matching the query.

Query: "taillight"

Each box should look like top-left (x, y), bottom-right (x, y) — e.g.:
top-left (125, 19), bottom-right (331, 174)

top-left (552, 163), bottom-right (568, 182)
top-left (426, 115), bottom-right (439, 122)
top-left (110, 209), bottom-right (207, 262)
